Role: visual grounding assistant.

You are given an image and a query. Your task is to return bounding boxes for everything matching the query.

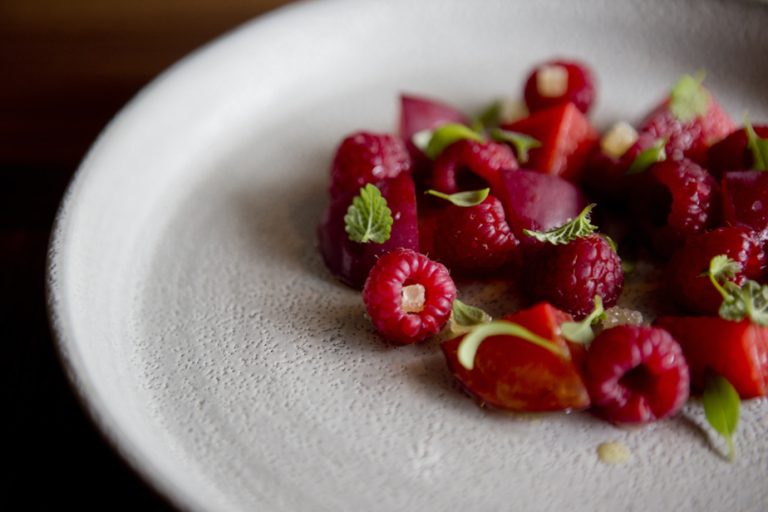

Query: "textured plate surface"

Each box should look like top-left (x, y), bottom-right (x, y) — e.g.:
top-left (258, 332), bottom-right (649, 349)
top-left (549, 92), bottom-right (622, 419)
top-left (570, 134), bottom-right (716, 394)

top-left (49, 0), bottom-right (768, 510)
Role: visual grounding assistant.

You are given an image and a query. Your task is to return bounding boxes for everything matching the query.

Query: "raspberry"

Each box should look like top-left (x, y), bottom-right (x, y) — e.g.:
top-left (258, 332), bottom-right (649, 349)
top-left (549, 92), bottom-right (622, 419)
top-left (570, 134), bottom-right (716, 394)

top-left (431, 139), bottom-right (517, 194)
top-left (584, 325), bottom-right (690, 424)
top-left (363, 248), bottom-right (456, 345)
top-left (523, 59), bottom-right (596, 114)
top-left (330, 132), bottom-right (411, 197)
top-left (526, 235), bottom-right (623, 319)
top-left (630, 158), bottom-right (719, 255)
top-left (708, 124), bottom-right (768, 179)
top-left (432, 195), bottom-right (519, 275)
top-left (666, 226), bottom-right (766, 315)
top-left (722, 171), bottom-right (768, 238)
top-left (638, 91), bottom-right (734, 165)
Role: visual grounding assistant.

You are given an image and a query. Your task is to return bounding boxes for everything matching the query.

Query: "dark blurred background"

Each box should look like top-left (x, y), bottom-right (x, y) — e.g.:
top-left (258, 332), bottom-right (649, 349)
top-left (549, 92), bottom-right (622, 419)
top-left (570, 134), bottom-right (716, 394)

top-left (1, 1), bottom-right (290, 508)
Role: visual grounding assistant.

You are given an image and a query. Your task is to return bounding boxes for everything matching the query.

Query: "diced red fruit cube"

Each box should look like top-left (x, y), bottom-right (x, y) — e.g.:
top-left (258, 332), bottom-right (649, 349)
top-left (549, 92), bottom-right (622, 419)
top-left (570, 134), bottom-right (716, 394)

top-left (496, 168), bottom-right (588, 247)
top-left (584, 325), bottom-right (690, 424)
top-left (502, 102), bottom-right (599, 182)
top-left (629, 158), bottom-right (719, 256)
top-left (431, 139), bottom-right (517, 194)
top-left (637, 91), bottom-right (734, 165)
top-left (525, 235), bottom-right (623, 319)
top-left (665, 226), bottom-right (766, 315)
top-left (655, 316), bottom-right (768, 399)
top-left (363, 248), bottom-right (456, 345)
top-left (416, 203), bottom-right (442, 257)
top-left (707, 124), bottom-right (768, 178)
top-left (523, 59), bottom-right (596, 115)
top-left (317, 174), bottom-right (419, 289)
top-left (330, 132), bottom-right (411, 198)
top-left (399, 94), bottom-right (469, 143)
top-left (432, 195), bottom-right (520, 276)
top-left (441, 302), bottom-right (591, 412)
top-left (722, 171), bottom-right (768, 239)
top-left (399, 94), bottom-right (470, 183)
top-left (581, 132), bottom-right (656, 202)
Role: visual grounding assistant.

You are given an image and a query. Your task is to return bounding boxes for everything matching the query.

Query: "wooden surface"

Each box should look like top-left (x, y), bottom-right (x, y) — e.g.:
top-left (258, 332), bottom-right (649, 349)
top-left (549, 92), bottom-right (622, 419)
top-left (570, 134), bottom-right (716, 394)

top-left (1, 1), bottom-right (291, 509)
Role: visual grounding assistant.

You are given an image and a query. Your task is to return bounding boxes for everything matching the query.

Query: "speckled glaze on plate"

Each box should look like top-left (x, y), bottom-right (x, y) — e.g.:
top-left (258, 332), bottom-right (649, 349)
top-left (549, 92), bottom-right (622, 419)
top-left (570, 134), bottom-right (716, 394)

top-left (48, 0), bottom-right (768, 510)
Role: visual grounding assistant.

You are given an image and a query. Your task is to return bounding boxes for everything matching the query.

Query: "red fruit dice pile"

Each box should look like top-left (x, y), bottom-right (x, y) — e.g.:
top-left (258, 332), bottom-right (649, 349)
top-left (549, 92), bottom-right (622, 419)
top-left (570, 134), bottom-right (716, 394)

top-left (317, 58), bottom-right (768, 434)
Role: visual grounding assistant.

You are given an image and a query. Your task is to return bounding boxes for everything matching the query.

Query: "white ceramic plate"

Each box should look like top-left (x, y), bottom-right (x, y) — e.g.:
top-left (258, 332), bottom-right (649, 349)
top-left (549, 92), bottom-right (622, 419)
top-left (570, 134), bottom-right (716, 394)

top-left (49, 0), bottom-right (768, 510)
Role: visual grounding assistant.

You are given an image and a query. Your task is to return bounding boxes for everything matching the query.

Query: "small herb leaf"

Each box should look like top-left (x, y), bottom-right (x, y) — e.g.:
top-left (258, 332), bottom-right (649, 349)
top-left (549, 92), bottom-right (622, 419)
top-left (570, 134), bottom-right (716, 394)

top-left (561, 296), bottom-right (605, 344)
top-left (744, 114), bottom-right (768, 172)
top-left (669, 71), bottom-right (710, 122)
top-left (457, 321), bottom-right (567, 370)
top-left (472, 101), bottom-right (503, 132)
top-left (702, 374), bottom-right (740, 462)
top-left (344, 184), bottom-right (393, 244)
top-left (626, 139), bottom-right (667, 175)
top-left (706, 255), bottom-right (768, 326)
top-left (425, 123), bottom-right (485, 160)
top-left (450, 299), bottom-right (492, 336)
top-left (425, 188), bottom-right (490, 207)
top-left (490, 128), bottom-right (542, 164)
top-left (523, 204), bottom-right (598, 245)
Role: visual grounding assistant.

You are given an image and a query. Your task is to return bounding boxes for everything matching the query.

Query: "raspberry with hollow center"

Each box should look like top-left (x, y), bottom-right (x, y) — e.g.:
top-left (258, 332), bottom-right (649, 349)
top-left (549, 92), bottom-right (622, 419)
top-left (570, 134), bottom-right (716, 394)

top-left (432, 195), bottom-right (519, 276)
top-left (363, 248), bottom-right (456, 345)
top-left (584, 325), bottom-right (689, 424)
top-left (330, 132), bottom-right (411, 197)
top-left (523, 59), bottom-right (596, 114)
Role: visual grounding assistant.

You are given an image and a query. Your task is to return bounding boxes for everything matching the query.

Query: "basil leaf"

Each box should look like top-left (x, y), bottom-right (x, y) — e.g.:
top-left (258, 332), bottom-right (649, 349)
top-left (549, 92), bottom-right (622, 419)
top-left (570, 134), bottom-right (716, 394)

top-left (425, 123), bottom-right (485, 160)
top-left (425, 188), bottom-right (490, 207)
top-left (702, 374), bottom-right (740, 462)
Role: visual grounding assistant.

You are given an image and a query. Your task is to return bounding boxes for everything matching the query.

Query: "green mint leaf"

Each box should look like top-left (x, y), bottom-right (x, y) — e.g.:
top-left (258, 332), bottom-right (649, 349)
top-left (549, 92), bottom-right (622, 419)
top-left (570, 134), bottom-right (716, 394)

top-left (490, 128), bottom-right (542, 164)
top-left (457, 320), bottom-right (567, 370)
top-left (449, 299), bottom-right (492, 336)
top-left (425, 123), bottom-right (485, 160)
top-left (744, 114), bottom-right (768, 172)
top-left (621, 260), bottom-right (636, 275)
top-left (561, 296), bottom-right (605, 344)
top-left (669, 71), bottom-right (710, 122)
top-left (523, 204), bottom-right (598, 245)
top-left (706, 255), bottom-right (768, 325)
top-left (425, 188), bottom-right (489, 207)
top-left (702, 374), bottom-right (740, 462)
top-left (344, 184), bottom-right (393, 244)
top-left (472, 101), bottom-right (503, 132)
top-left (626, 138), bottom-right (667, 175)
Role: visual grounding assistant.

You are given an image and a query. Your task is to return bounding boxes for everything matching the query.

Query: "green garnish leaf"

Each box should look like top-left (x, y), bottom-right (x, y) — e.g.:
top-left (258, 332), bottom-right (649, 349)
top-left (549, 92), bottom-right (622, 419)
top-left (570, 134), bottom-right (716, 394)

top-left (744, 113), bottom-right (768, 172)
top-left (450, 299), bottom-right (492, 335)
top-left (472, 101), bottom-right (503, 132)
top-left (523, 204), bottom-right (598, 245)
top-left (490, 128), bottom-right (542, 164)
top-left (621, 260), bottom-right (636, 275)
top-left (718, 280), bottom-right (768, 326)
top-left (425, 188), bottom-right (490, 207)
top-left (626, 138), bottom-right (667, 175)
top-left (669, 71), bottom-right (710, 122)
top-left (425, 123), bottom-right (485, 160)
top-left (702, 373), bottom-right (740, 462)
top-left (561, 296), bottom-right (605, 344)
top-left (457, 320), bottom-right (567, 370)
top-left (344, 184), bottom-right (393, 244)
top-left (706, 255), bottom-right (768, 326)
